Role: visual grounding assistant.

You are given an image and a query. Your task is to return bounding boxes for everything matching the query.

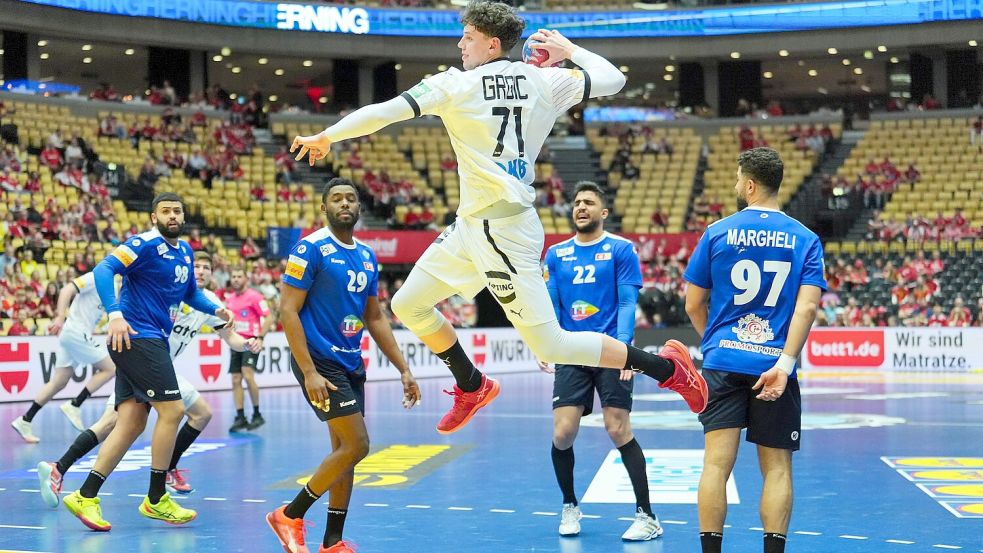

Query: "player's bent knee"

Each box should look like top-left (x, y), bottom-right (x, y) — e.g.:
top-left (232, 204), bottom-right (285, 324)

top-left (390, 292), bottom-right (444, 336)
top-left (154, 400), bottom-right (185, 422)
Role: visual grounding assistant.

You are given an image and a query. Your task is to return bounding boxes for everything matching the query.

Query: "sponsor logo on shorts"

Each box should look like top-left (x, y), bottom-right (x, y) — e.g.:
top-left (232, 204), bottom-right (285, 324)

top-left (484, 271), bottom-right (517, 304)
top-left (732, 314), bottom-right (775, 345)
top-left (340, 399), bottom-right (357, 407)
top-left (806, 329), bottom-right (885, 367)
top-left (791, 431), bottom-right (799, 441)
top-left (165, 389), bottom-right (180, 395)
top-left (552, 396), bottom-right (560, 402)
top-left (571, 300), bottom-right (599, 321)
top-left (147, 389), bottom-right (155, 398)
top-left (342, 315), bottom-right (364, 338)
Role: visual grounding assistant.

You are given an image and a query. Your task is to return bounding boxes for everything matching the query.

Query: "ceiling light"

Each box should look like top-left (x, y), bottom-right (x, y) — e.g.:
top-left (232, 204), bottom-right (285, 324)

top-left (212, 55), bottom-right (223, 62)
top-left (274, 68), bottom-right (285, 76)
top-left (82, 57), bottom-right (92, 64)
top-left (82, 44), bottom-right (92, 51)
top-left (302, 60), bottom-right (313, 67)
top-left (319, 97), bottom-right (328, 104)
top-left (778, 49), bottom-right (789, 57)
top-left (763, 71), bottom-right (773, 79)
top-left (797, 60), bottom-right (805, 66)
top-left (665, 65), bottom-right (675, 72)
top-left (229, 93), bottom-right (237, 100)
top-left (124, 48), bottom-right (135, 56)
top-left (221, 47), bottom-right (231, 56)
top-left (827, 47), bottom-right (838, 55)
top-left (438, 64), bottom-right (448, 71)
top-left (854, 67), bottom-right (863, 75)
top-left (40, 53), bottom-right (49, 60)
top-left (864, 50), bottom-right (874, 59)
top-left (663, 74), bottom-right (673, 81)
top-left (0, 49), bottom-right (5, 56)
top-left (842, 59), bottom-right (851, 65)
top-left (890, 56), bottom-right (899, 63)
top-left (231, 66), bottom-right (242, 74)
top-left (730, 51), bottom-right (740, 59)
top-left (394, 64), bottom-right (402, 70)
top-left (37, 40), bottom-right (48, 47)
top-left (258, 58), bottom-right (268, 65)
top-left (970, 40), bottom-right (978, 47)
top-left (269, 95), bottom-right (278, 102)
top-left (861, 85), bottom-right (872, 92)
top-left (619, 65), bottom-right (629, 73)
top-left (877, 45), bottom-right (887, 52)
top-left (808, 69), bottom-right (818, 77)
top-left (818, 87), bottom-right (829, 95)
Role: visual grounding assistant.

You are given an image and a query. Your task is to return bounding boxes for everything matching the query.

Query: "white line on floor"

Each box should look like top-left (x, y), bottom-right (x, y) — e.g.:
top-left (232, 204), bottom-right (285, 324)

top-left (750, 527), bottom-right (764, 531)
top-left (243, 499), bottom-right (266, 503)
top-left (448, 507), bottom-right (473, 511)
top-left (364, 503), bottom-right (388, 507)
top-left (19, 489), bottom-right (39, 493)
top-left (532, 512), bottom-right (557, 516)
top-left (581, 515), bottom-right (601, 519)
top-left (128, 494), bottom-right (144, 498)
top-left (203, 497), bottom-right (227, 501)
top-left (886, 540), bottom-right (915, 544)
top-left (662, 520), bottom-right (687, 525)
top-left (406, 504), bottom-right (431, 509)
top-left (932, 546), bottom-right (961, 550)
top-left (841, 535), bottom-right (869, 540)
top-left (0, 524), bottom-right (46, 530)
top-left (618, 517), bottom-right (635, 522)
top-left (795, 531), bottom-right (822, 536)
top-left (490, 509), bottom-right (515, 513)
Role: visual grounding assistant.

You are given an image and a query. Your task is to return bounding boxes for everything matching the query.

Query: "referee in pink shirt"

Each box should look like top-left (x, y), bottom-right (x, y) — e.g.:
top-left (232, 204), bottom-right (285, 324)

top-left (225, 266), bottom-right (273, 432)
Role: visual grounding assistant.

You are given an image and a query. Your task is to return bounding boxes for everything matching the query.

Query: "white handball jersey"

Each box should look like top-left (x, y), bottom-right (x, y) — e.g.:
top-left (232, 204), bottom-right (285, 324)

top-left (401, 59), bottom-right (590, 217)
top-left (63, 273), bottom-right (107, 335)
top-left (169, 289), bottom-right (229, 360)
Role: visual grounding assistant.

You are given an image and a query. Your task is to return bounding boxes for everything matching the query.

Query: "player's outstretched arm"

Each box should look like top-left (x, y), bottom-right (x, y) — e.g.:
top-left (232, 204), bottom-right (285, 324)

top-left (291, 97), bottom-right (416, 166)
top-left (530, 29), bottom-right (626, 98)
top-left (363, 296), bottom-right (421, 408)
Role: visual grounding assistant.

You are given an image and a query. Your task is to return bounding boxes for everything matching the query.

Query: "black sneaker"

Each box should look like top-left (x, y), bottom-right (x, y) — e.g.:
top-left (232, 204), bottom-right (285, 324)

top-left (228, 415), bottom-right (249, 433)
top-left (247, 413), bottom-right (265, 430)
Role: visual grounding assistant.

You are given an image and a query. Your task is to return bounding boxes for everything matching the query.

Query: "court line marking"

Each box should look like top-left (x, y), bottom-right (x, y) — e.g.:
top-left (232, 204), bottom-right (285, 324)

top-left (932, 546), bottom-right (961, 550)
top-left (243, 499), bottom-right (266, 503)
top-left (448, 507), bottom-right (473, 511)
top-left (795, 531), bottom-right (822, 536)
top-left (406, 504), bottom-right (431, 509)
top-left (203, 497), bottom-right (227, 501)
top-left (127, 494), bottom-right (144, 498)
top-left (886, 539), bottom-right (915, 544)
top-left (0, 524), bottom-right (47, 530)
top-left (18, 489), bottom-right (39, 493)
top-left (662, 520), bottom-right (687, 525)
top-left (490, 509), bottom-right (515, 513)
top-left (581, 515), bottom-right (602, 519)
top-left (364, 503), bottom-right (388, 507)
top-left (532, 512), bottom-right (557, 516)
top-left (750, 527), bottom-right (764, 531)
top-left (618, 517), bottom-right (635, 522)
top-left (841, 535), bottom-right (869, 540)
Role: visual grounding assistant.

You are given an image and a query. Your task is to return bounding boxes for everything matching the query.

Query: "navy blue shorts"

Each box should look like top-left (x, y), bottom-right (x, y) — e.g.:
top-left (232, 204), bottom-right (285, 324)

top-left (552, 364), bottom-right (633, 417)
top-left (110, 338), bottom-right (180, 408)
top-left (698, 368), bottom-right (801, 451)
top-left (291, 356), bottom-right (365, 422)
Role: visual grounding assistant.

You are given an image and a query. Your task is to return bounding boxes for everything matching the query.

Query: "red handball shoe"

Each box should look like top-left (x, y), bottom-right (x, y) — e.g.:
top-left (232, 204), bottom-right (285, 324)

top-left (320, 540), bottom-right (357, 553)
top-left (658, 340), bottom-right (708, 414)
top-left (436, 375), bottom-right (500, 434)
top-left (266, 505), bottom-right (311, 553)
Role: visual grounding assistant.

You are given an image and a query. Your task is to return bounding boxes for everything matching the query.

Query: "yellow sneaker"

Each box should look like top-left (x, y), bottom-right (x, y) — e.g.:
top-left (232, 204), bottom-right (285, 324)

top-left (63, 490), bottom-right (111, 532)
top-left (139, 493), bottom-right (197, 525)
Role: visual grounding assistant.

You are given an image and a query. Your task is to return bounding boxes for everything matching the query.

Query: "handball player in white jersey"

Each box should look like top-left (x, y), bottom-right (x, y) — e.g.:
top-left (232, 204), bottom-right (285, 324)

top-left (292, 1), bottom-right (707, 434)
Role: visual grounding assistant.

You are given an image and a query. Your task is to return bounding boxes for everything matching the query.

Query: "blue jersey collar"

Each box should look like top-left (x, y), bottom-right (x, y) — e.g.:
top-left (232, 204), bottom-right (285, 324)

top-left (574, 231), bottom-right (608, 247)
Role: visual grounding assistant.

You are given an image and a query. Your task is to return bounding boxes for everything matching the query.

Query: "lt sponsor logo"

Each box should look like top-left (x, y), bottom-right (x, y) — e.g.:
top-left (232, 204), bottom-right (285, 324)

top-left (806, 329), bottom-right (885, 367)
top-left (278, 445), bottom-right (471, 489)
top-left (341, 315), bottom-right (364, 338)
top-left (583, 449), bottom-right (739, 505)
top-left (570, 300), bottom-right (599, 321)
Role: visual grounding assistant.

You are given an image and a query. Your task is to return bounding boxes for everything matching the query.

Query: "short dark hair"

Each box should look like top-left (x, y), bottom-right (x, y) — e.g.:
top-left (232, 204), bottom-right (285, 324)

top-left (737, 147), bottom-right (783, 194)
top-left (573, 181), bottom-right (606, 206)
top-left (152, 192), bottom-right (184, 211)
top-left (461, 1), bottom-right (525, 53)
top-left (193, 251), bottom-right (212, 267)
top-left (321, 177), bottom-right (359, 204)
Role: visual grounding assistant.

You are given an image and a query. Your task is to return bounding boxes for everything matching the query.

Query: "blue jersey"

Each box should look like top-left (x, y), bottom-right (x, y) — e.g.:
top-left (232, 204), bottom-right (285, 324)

top-left (544, 233), bottom-right (642, 339)
top-left (683, 207), bottom-right (827, 377)
top-left (282, 228), bottom-right (379, 371)
top-left (98, 228), bottom-right (214, 340)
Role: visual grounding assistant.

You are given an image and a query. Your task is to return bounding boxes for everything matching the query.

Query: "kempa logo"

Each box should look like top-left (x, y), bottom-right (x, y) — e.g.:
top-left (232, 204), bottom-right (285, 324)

top-left (340, 399), bottom-right (357, 407)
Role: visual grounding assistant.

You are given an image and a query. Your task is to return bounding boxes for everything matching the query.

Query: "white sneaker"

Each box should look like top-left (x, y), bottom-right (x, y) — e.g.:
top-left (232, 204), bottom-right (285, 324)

top-left (60, 401), bottom-right (85, 432)
top-left (621, 508), bottom-right (663, 541)
top-left (559, 503), bottom-right (582, 536)
top-left (11, 416), bottom-right (39, 443)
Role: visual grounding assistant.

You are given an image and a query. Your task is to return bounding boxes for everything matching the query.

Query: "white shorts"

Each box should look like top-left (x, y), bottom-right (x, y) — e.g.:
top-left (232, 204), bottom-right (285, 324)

top-left (416, 208), bottom-right (556, 327)
top-left (56, 327), bottom-right (109, 368)
top-left (106, 373), bottom-right (200, 410)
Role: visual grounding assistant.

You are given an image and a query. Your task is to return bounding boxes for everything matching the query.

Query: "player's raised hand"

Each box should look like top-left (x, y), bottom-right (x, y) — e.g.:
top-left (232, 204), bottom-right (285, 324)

top-left (537, 359), bottom-right (555, 374)
top-left (291, 132), bottom-right (332, 167)
top-left (47, 315), bottom-right (65, 336)
top-left (107, 317), bottom-right (137, 352)
top-left (528, 29), bottom-right (577, 67)
top-left (752, 367), bottom-right (788, 401)
top-left (304, 371), bottom-right (338, 412)
top-left (400, 371), bottom-right (422, 409)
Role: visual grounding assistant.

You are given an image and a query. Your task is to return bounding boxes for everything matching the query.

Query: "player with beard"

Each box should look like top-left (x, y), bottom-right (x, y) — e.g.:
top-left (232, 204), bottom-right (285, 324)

top-left (290, 1), bottom-right (706, 436)
top-left (36, 251), bottom-right (262, 506)
top-left (267, 178), bottom-right (422, 553)
top-left (541, 182), bottom-right (662, 541)
top-left (685, 148), bottom-right (825, 553)
top-left (62, 192), bottom-right (233, 532)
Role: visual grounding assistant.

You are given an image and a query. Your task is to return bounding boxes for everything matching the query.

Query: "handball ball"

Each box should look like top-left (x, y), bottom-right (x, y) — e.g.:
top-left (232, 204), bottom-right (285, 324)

top-left (522, 37), bottom-right (560, 68)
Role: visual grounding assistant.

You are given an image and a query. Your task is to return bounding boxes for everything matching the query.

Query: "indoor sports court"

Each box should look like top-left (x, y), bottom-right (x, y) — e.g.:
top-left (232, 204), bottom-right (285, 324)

top-left (2, 369), bottom-right (982, 552)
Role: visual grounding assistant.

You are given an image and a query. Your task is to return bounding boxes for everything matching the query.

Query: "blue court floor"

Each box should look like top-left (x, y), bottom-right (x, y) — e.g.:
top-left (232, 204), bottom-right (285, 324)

top-left (2, 370), bottom-right (983, 552)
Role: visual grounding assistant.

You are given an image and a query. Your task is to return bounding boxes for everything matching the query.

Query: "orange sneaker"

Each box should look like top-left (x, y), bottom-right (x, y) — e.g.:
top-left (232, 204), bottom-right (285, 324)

top-left (436, 375), bottom-right (500, 434)
top-left (320, 540), bottom-right (357, 553)
top-left (657, 340), bottom-right (708, 414)
top-left (266, 505), bottom-right (311, 553)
